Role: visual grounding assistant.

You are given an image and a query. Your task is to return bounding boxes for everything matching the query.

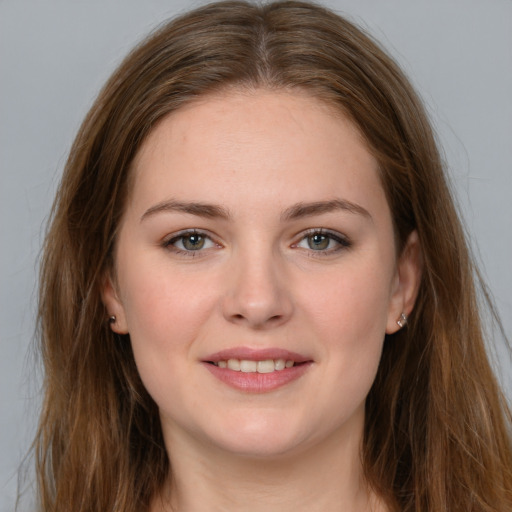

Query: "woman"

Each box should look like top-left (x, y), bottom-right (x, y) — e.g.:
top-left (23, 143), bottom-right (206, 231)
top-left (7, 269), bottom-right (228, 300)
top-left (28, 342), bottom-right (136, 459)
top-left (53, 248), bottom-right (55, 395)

top-left (34, 1), bottom-right (512, 511)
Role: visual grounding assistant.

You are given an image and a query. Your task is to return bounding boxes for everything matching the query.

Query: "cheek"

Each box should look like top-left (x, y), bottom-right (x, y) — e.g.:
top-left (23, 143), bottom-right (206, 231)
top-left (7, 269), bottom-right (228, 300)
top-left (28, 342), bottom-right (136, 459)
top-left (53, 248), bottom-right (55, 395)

top-left (121, 261), bottom-right (214, 337)
top-left (305, 262), bottom-right (392, 341)
top-left (301, 262), bottom-right (392, 394)
top-left (118, 263), bottom-right (219, 386)
top-left (118, 268), bottom-right (223, 426)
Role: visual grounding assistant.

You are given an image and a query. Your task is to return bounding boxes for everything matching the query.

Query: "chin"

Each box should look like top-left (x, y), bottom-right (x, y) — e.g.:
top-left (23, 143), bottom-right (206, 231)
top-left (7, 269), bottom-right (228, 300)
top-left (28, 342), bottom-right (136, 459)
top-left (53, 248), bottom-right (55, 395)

top-left (196, 411), bottom-right (316, 459)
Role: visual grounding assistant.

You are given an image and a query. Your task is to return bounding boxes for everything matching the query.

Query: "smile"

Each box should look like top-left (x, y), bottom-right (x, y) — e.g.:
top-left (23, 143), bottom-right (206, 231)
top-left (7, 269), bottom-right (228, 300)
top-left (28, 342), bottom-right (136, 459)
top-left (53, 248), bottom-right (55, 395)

top-left (203, 348), bottom-right (312, 392)
top-left (212, 359), bottom-right (295, 373)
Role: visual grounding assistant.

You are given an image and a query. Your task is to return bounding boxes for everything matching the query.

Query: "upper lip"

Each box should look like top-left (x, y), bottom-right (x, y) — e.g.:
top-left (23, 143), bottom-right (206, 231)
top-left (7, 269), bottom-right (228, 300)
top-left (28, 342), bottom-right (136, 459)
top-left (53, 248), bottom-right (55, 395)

top-left (203, 347), bottom-right (312, 363)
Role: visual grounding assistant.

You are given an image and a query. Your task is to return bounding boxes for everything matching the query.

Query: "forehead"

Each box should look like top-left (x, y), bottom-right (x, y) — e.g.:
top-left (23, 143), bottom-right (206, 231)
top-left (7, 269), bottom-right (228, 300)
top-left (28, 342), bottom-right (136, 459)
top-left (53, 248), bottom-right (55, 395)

top-left (128, 89), bottom-right (386, 220)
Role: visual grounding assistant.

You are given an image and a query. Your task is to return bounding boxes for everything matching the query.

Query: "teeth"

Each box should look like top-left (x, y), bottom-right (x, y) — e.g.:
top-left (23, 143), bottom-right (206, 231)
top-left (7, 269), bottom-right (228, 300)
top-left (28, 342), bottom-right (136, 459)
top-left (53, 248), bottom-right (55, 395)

top-left (216, 358), bottom-right (295, 373)
top-left (240, 360), bottom-right (257, 373)
top-left (257, 360), bottom-right (274, 373)
top-left (227, 359), bottom-right (240, 371)
top-left (274, 359), bottom-right (286, 371)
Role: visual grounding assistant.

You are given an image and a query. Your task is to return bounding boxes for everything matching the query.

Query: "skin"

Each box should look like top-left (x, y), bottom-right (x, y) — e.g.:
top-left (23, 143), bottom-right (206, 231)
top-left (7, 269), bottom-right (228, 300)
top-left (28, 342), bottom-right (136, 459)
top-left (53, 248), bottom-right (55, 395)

top-left (103, 89), bottom-right (421, 512)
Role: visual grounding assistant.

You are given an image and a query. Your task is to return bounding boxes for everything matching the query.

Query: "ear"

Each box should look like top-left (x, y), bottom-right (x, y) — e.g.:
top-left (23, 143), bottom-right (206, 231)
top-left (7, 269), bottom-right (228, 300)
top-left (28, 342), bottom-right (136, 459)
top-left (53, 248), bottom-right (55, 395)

top-left (386, 230), bottom-right (422, 334)
top-left (101, 272), bottom-right (129, 334)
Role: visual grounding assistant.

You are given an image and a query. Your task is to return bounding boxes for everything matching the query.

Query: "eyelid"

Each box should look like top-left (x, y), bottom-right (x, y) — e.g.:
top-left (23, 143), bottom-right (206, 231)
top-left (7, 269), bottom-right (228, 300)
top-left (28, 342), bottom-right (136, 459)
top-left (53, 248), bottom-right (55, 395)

top-left (162, 228), bottom-right (222, 255)
top-left (292, 228), bottom-right (352, 254)
top-left (161, 227), bottom-right (351, 257)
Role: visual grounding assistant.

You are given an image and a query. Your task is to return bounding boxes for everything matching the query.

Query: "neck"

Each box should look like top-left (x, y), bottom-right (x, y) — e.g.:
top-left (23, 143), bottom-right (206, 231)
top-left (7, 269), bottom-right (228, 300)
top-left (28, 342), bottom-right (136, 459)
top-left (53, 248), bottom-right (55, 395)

top-left (151, 414), bottom-right (387, 512)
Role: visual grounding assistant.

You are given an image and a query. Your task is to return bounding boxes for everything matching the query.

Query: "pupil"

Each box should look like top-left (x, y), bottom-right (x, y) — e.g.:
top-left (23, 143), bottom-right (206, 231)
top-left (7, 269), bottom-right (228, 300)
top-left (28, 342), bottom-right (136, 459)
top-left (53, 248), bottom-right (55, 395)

top-left (308, 234), bottom-right (329, 250)
top-left (183, 234), bottom-right (204, 250)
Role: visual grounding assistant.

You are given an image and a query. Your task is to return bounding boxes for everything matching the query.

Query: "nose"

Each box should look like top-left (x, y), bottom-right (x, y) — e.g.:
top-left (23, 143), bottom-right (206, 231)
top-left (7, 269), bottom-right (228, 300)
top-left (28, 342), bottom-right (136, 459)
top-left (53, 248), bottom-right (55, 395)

top-left (222, 248), bottom-right (293, 329)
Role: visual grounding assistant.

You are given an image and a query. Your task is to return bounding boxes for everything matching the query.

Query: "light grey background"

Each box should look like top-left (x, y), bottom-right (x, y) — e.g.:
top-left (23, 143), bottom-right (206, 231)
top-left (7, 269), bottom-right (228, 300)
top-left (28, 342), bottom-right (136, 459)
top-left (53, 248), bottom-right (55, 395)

top-left (1, 0), bottom-right (511, 509)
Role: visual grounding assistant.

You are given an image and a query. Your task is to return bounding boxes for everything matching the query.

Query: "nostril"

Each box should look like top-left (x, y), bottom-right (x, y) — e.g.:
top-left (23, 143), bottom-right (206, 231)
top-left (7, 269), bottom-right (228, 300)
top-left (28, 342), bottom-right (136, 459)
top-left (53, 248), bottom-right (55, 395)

top-left (223, 290), bottom-right (293, 328)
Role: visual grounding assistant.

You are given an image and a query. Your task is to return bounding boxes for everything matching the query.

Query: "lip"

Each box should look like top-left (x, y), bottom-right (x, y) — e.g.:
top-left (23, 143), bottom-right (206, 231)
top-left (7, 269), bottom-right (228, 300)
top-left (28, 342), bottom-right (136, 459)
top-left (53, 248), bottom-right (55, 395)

top-left (202, 347), bottom-right (313, 393)
top-left (204, 347), bottom-right (311, 364)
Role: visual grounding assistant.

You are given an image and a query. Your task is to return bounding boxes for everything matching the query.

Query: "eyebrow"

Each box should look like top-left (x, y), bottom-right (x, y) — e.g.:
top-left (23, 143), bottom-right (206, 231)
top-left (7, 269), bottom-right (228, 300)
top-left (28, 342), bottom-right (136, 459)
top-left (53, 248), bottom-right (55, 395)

top-left (140, 199), bottom-right (231, 222)
top-left (280, 199), bottom-right (372, 222)
top-left (140, 198), bottom-right (371, 223)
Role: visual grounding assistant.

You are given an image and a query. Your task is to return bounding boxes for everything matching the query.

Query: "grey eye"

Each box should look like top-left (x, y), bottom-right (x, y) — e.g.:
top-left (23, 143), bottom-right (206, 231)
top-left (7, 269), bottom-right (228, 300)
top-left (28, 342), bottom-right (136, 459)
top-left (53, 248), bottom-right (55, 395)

top-left (181, 233), bottom-right (206, 250)
top-left (295, 230), bottom-right (351, 253)
top-left (306, 233), bottom-right (330, 250)
top-left (167, 232), bottom-right (216, 252)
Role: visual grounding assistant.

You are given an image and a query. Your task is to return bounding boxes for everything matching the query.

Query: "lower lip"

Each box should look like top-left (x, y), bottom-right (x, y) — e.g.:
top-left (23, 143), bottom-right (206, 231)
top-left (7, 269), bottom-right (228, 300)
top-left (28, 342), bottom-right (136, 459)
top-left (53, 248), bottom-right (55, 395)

top-left (203, 362), bottom-right (312, 393)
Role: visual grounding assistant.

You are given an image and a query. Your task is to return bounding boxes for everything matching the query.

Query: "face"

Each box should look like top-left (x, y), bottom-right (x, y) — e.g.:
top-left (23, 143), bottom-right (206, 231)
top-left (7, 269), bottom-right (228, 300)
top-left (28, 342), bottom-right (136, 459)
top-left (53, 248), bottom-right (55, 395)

top-left (103, 90), bottom-right (421, 459)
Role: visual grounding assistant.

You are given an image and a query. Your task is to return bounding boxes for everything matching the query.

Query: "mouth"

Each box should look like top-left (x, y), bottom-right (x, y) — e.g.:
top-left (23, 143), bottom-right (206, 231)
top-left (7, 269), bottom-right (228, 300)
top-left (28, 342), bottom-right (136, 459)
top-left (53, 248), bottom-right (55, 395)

top-left (207, 358), bottom-right (304, 373)
top-left (202, 348), bottom-right (313, 392)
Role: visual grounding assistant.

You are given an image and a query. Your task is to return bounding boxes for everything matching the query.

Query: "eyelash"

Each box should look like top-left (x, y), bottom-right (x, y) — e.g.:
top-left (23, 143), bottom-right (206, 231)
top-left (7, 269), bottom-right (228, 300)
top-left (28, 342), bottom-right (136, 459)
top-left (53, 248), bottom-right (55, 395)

top-left (162, 228), bottom-right (351, 257)
top-left (293, 228), bottom-right (352, 256)
top-left (162, 229), bottom-right (219, 257)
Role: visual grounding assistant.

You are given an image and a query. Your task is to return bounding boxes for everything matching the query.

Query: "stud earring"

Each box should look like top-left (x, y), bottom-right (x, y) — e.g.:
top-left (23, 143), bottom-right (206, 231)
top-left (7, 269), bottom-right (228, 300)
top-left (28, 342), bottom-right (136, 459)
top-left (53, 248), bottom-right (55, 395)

top-left (109, 315), bottom-right (116, 324)
top-left (397, 313), bottom-right (408, 328)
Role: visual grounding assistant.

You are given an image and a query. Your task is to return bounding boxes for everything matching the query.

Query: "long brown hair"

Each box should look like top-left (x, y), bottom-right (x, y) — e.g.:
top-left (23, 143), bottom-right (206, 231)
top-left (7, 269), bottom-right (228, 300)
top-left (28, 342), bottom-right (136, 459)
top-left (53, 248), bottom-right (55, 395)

top-left (34, 1), bottom-right (512, 510)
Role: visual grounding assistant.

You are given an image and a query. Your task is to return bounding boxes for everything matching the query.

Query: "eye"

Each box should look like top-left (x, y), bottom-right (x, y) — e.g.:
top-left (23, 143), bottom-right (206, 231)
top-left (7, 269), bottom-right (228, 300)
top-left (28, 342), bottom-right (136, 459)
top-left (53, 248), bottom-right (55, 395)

top-left (294, 229), bottom-right (351, 253)
top-left (164, 230), bottom-right (217, 254)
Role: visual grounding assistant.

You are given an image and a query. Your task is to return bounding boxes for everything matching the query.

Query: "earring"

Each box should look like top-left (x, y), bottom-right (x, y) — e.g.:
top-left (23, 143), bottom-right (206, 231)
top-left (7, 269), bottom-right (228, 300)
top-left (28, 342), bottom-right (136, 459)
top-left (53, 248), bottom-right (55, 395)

top-left (397, 313), bottom-right (408, 328)
top-left (109, 315), bottom-right (116, 324)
